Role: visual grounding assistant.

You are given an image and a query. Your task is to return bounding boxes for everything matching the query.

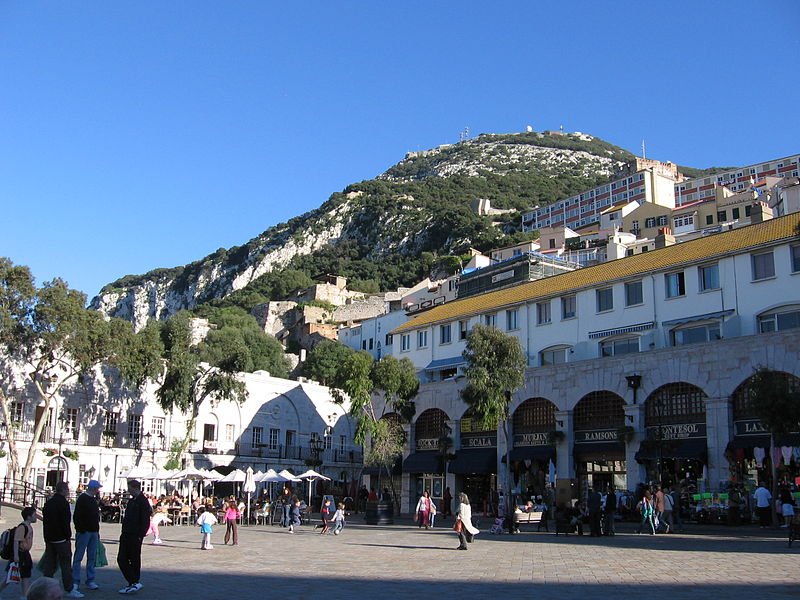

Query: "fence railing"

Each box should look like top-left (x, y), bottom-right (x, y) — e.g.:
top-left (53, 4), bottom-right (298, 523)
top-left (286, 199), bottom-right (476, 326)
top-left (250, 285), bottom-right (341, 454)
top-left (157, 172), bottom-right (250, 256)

top-left (0, 478), bottom-right (51, 511)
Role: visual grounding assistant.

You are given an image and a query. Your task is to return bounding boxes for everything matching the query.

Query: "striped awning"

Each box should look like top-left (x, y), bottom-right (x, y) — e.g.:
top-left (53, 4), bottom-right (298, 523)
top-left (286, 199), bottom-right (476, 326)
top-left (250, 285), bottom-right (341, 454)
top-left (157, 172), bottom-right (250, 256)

top-left (588, 321), bottom-right (655, 339)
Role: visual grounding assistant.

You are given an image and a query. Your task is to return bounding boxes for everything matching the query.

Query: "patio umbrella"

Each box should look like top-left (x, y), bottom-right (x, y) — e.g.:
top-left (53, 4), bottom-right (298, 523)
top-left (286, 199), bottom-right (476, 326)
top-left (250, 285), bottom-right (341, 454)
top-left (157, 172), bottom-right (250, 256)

top-left (278, 469), bottom-right (301, 482)
top-left (297, 469), bottom-right (331, 513)
top-left (243, 467), bottom-right (256, 525)
top-left (220, 468), bottom-right (247, 498)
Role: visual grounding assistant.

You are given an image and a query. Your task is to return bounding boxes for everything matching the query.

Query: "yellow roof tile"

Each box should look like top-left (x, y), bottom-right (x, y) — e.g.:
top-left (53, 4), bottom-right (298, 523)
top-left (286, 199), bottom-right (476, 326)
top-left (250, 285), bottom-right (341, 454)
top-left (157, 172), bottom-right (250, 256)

top-left (393, 214), bottom-right (800, 334)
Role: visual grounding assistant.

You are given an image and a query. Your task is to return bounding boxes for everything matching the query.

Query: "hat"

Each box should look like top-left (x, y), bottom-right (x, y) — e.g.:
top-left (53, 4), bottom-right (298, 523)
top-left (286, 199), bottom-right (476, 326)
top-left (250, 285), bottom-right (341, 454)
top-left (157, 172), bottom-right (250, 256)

top-left (87, 480), bottom-right (103, 489)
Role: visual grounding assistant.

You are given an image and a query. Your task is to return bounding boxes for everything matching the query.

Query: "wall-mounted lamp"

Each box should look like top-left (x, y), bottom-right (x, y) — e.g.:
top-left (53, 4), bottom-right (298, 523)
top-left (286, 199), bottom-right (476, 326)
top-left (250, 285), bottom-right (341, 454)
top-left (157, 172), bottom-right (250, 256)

top-left (556, 420), bottom-right (564, 427)
top-left (625, 374), bottom-right (642, 404)
top-left (626, 415), bottom-right (634, 424)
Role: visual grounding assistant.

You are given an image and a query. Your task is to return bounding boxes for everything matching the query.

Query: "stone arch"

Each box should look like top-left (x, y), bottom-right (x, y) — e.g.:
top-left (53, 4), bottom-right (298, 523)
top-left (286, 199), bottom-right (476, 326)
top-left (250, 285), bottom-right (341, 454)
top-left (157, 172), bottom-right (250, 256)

top-left (644, 382), bottom-right (707, 427)
top-left (730, 370), bottom-right (800, 420)
top-left (573, 391), bottom-right (626, 430)
top-left (512, 398), bottom-right (556, 433)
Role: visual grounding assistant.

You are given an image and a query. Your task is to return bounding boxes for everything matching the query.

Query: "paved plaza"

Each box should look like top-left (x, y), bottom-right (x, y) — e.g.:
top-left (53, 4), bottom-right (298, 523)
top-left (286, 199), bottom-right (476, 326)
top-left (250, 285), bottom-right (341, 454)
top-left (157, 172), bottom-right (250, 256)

top-left (1, 516), bottom-right (798, 600)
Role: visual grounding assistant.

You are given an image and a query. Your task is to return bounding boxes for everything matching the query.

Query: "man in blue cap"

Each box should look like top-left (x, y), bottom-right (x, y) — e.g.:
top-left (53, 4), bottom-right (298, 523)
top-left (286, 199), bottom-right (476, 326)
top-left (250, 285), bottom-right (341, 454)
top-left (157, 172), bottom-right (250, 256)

top-left (71, 480), bottom-right (103, 594)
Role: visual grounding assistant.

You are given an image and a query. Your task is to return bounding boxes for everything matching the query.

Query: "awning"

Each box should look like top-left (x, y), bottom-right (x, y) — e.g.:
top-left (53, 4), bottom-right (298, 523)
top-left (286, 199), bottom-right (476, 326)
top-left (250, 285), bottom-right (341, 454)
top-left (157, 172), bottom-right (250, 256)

top-left (424, 356), bottom-right (465, 371)
top-left (635, 438), bottom-right (708, 462)
top-left (362, 457), bottom-right (402, 476)
top-left (588, 321), bottom-right (655, 339)
top-left (448, 448), bottom-right (497, 474)
top-left (726, 435), bottom-right (771, 450)
top-left (507, 445), bottom-right (556, 462)
top-left (402, 452), bottom-right (442, 473)
top-left (661, 309), bottom-right (734, 328)
top-left (573, 442), bottom-right (626, 461)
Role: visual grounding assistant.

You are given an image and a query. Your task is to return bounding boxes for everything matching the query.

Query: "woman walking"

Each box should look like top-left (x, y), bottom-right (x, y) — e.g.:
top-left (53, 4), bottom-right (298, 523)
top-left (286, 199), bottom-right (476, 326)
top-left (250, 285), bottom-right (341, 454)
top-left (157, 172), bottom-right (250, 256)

top-left (454, 492), bottom-right (480, 550)
top-left (415, 490), bottom-right (433, 530)
top-left (636, 490), bottom-right (656, 535)
top-left (223, 499), bottom-right (240, 545)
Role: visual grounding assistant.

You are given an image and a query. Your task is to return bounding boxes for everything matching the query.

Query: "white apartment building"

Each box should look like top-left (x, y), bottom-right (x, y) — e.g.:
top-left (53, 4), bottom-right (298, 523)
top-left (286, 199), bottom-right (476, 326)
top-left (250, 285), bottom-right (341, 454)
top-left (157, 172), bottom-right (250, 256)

top-left (382, 214), bottom-right (800, 515)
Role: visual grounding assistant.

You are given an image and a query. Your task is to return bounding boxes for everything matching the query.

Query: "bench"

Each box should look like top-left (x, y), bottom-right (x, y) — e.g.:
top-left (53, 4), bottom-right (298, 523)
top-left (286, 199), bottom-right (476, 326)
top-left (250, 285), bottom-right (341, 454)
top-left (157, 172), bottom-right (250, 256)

top-left (513, 510), bottom-right (548, 531)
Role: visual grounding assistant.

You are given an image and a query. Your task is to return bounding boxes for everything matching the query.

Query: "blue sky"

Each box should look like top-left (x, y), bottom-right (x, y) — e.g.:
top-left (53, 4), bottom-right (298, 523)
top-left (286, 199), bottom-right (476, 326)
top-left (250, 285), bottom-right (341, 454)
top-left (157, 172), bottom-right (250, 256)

top-left (2, 1), bottom-right (799, 299)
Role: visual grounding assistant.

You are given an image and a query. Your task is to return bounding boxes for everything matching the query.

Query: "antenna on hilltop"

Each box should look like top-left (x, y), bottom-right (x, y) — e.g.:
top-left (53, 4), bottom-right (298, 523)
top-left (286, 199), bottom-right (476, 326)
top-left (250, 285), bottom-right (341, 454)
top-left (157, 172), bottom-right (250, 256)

top-left (459, 127), bottom-right (470, 143)
top-left (559, 124), bottom-right (564, 133)
top-left (642, 140), bottom-right (646, 159)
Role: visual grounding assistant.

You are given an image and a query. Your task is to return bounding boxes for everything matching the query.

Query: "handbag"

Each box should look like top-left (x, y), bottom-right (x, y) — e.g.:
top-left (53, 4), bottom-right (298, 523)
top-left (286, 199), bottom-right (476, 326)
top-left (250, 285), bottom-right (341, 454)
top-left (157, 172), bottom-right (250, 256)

top-left (5, 562), bottom-right (20, 584)
top-left (96, 540), bottom-right (109, 568)
top-left (453, 519), bottom-right (463, 533)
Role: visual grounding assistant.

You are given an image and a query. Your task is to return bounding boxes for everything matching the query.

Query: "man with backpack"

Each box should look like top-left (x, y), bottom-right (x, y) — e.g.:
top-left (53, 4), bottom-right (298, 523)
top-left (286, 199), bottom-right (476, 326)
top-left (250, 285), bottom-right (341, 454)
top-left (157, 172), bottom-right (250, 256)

top-left (0, 506), bottom-right (37, 598)
top-left (41, 481), bottom-right (84, 597)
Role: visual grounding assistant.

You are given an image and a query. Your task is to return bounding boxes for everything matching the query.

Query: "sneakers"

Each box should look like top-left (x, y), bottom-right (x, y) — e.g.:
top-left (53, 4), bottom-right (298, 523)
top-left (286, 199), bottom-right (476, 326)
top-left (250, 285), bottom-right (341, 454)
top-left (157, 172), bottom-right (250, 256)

top-left (153, 538), bottom-right (163, 544)
top-left (67, 588), bottom-right (85, 598)
top-left (118, 583), bottom-right (143, 594)
top-left (86, 582), bottom-right (100, 591)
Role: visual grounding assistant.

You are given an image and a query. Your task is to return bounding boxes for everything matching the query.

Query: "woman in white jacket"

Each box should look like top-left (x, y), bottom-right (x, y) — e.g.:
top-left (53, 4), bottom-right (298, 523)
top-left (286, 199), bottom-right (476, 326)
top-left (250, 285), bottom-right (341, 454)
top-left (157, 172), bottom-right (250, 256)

top-left (454, 492), bottom-right (480, 550)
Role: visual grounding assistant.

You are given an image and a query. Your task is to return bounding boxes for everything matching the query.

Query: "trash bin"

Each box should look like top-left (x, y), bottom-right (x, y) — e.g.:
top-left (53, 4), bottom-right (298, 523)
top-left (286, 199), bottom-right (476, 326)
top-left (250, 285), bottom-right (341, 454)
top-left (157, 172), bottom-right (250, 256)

top-left (365, 500), bottom-right (394, 525)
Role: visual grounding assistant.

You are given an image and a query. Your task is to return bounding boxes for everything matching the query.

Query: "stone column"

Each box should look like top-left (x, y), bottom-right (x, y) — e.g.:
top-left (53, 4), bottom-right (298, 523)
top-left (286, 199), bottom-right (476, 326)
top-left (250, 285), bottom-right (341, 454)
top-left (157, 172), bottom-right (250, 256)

top-left (555, 410), bottom-right (573, 480)
top-left (705, 398), bottom-right (732, 490)
top-left (497, 418), bottom-right (512, 499)
top-left (401, 423), bottom-right (413, 514)
top-left (625, 403), bottom-right (647, 488)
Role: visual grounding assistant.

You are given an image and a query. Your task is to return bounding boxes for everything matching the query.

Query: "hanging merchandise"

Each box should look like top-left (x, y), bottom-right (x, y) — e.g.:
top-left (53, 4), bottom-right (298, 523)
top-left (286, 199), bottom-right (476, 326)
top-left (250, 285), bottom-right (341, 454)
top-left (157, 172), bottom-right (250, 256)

top-left (793, 447), bottom-right (800, 464)
top-left (754, 447), bottom-right (766, 467)
top-left (773, 446), bottom-right (783, 467)
top-left (781, 446), bottom-right (793, 466)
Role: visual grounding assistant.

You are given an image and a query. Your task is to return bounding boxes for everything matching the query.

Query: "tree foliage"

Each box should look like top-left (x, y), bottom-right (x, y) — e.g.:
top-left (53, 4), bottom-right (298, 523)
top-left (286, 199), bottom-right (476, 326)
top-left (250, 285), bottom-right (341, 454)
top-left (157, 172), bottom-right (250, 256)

top-left (303, 340), bottom-right (355, 386)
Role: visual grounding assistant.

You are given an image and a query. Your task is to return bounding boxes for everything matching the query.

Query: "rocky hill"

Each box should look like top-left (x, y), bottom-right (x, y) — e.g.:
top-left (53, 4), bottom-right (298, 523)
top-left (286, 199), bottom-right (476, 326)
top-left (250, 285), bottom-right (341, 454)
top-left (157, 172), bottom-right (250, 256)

top-left (90, 131), bottom-right (655, 330)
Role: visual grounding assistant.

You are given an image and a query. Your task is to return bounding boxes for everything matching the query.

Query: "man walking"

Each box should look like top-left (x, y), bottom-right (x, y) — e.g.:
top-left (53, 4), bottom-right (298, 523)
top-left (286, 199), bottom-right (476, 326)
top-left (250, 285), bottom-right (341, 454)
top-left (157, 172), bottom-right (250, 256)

top-left (117, 479), bottom-right (152, 594)
top-left (753, 482), bottom-right (772, 528)
top-left (604, 485), bottom-right (617, 536)
top-left (72, 480), bottom-right (103, 593)
top-left (587, 487), bottom-right (602, 537)
top-left (41, 481), bottom-right (84, 598)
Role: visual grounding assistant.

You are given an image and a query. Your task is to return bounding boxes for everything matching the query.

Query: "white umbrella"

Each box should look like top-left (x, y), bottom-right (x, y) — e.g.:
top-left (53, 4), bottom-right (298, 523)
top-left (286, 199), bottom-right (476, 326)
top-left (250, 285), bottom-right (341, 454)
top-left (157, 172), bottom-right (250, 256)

top-left (297, 469), bottom-right (331, 513)
top-left (278, 469), bottom-right (301, 482)
top-left (219, 469), bottom-right (247, 482)
top-left (173, 466), bottom-right (206, 501)
top-left (200, 468), bottom-right (224, 481)
top-left (243, 467), bottom-right (256, 525)
top-left (122, 465), bottom-right (155, 480)
top-left (259, 469), bottom-right (287, 483)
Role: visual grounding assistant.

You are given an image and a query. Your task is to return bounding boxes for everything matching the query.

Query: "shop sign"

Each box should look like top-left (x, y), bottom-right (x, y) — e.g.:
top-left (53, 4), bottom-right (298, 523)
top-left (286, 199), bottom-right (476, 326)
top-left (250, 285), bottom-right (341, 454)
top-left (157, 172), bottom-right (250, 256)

top-left (647, 423), bottom-right (706, 440)
top-left (514, 432), bottom-right (549, 446)
top-left (574, 429), bottom-right (618, 443)
top-left (416, 437), bottom-right (440, 451)
top-left (734, 419), bottom-right (768, 436)
top-left (461, 435), bottom-right (496, 448)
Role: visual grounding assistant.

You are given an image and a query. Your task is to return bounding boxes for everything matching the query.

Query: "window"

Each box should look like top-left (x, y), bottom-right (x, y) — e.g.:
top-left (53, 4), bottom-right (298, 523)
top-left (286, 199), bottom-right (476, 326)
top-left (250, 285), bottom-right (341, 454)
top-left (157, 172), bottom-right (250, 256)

top-left (631, 220), bottom-right (640, 232)
top-left (127, 413), bottom-right (142, 442)
top-left (440, 323), bottom-right (452, 345)
top-left (484, 313), bottom-right (497, 328)
top-left (385, 334), bottom-right (393, 346)
top-left (540, 346), bottom-right (568, 366)
top-left (506, 309), bottom-right (518, 330)
top-left (64, 408), bottom-right (79, 439)
top-left (717, 210), bottom-right (727, 222)
top-left (252, 427), bottom-right (263, 448)
top-left (732, 207), bottom-right (740, 220)
top-left (670, 322), bottom-right (721, 346)
top-left (417, 330), bottom-right (428, 348)
top-left (151, 417), bottom-right (165, 438)
top-left (674, 214), bottom-right (694, 228)
top-left (368, 338), bottom-right (374, 350)
top-left (561, 295), bottom-right (576, 319)
top-left (225, 423), bottom-right (235, 442)
top-left (324, 434), bottom-right (332, 450)
top-left (361, 341), bottom-right (366, 350)
top-left (269, 428), bottom-right (279, 450)
top-left (401, 334), bottom-right (411, 351)
top-left (745, 205), bottom-right (752, 217)
top-left (285, 430), bottom-right (295, 449)
top-left (459, 320), bottom-right (468, 340)
top-left (699, 263), bottom-right (719, 291)
top-left (791, 245), bottom-right (800, 272)
top-left (537, 301), bottom-right (551, 324)
top-left (706, 215), bottom-right (714, 225)
top-left (657, 215), bottom-right (668, 226)
top-left (645, 217), bottom-right (656, 228)
top-left (751, 251), bottom-right (775, 280)
top-left (339, 435), bottom-right (347, 452)
top-left (11, 402), bottom-right (23, 425)
top-left (599, 337), bottom-right (639, 357)
top-left (104, 411), bottom-right (118, 434)
top-left (665, 272), bottom-right (685, 298)
top-left (758, 307), bottom-right (800, 333)
top-left (596, 287), bottom-right (613, 312)
top-left (625, 281), bottom-right (643, 306)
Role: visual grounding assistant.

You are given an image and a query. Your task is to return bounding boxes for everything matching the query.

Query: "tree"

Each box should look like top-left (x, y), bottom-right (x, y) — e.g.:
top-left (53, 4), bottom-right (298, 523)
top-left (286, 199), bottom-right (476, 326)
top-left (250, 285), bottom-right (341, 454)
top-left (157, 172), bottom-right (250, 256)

top-left (460, 324), bottom-right (527, 520)
top-left (747, 367), bottom-right (800, 524)
top-left (0, 259), bottom-right (118, 481)
top-left (304, 340), bottom-right (355, 386)
top-left (328, 352), bottom-right (418, 507)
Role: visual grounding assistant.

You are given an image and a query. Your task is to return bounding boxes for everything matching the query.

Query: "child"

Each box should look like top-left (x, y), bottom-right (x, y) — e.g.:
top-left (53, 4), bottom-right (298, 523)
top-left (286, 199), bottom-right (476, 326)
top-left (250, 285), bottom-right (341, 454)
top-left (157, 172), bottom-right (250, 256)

top-left (320, 498), bottom-right (332, 535)
top-left (147, 506), bottom-right (171, 545)
top-left (196, 504), bottom-right (218, 550)
top-left (0, 506), bottom-right (36, 599)
top-left (288, 497), bottom-right (301, 533)
top-left (331, 502), bottom-right (345, 535)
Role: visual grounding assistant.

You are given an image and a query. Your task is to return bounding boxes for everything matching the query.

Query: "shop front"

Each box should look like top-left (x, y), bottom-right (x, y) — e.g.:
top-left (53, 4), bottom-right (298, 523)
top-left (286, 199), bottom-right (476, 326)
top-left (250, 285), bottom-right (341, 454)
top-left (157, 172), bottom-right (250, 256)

top-left (449, 428), bottom-right (497, 515)
top-left (509, 398), bottom-right (558, 502)
top-left (404, 408), bottom-right (450, 513)
top-left (572, 391), bottom-right (627, 495)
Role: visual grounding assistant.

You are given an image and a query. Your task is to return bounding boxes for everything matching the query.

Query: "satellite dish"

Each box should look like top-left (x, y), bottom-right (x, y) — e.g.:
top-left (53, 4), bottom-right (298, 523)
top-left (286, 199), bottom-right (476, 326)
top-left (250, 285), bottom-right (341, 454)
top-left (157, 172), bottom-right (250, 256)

top-left (526, 125), bottom-right (533, 132)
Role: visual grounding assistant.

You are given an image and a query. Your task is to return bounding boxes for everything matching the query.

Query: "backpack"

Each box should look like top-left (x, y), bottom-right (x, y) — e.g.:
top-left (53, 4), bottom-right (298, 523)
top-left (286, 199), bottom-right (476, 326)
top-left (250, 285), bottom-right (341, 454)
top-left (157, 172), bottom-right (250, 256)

top-left (0, 523), bottom-right (27, 560)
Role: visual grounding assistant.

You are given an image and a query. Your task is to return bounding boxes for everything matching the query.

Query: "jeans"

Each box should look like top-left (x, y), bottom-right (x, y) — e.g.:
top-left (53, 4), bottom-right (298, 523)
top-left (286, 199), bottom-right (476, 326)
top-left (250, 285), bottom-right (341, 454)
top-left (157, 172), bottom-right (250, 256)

top-left (41, 540), bottom-right (74, 591)
top-left (282, 504), bottom-right (291, 527)
top-left (117, 534), bottom-right (144, 586)
top-left (332, 520), bottom-right (343, 534)
top-left (72, 531), bottom-right (99, 586)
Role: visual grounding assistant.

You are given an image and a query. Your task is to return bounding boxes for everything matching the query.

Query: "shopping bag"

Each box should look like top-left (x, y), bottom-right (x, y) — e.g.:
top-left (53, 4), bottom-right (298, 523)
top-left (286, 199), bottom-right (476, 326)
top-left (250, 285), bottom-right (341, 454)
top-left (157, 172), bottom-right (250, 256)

top-left (5, 561), bottom-right (20, 584)
top-left (96, 540), bottom-right (109, 568)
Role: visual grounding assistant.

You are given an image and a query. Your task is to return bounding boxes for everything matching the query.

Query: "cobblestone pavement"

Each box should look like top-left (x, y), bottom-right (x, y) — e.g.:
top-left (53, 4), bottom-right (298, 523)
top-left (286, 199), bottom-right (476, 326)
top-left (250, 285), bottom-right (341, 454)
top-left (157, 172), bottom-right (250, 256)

top-left (1, 516), bottom-right (798, 600)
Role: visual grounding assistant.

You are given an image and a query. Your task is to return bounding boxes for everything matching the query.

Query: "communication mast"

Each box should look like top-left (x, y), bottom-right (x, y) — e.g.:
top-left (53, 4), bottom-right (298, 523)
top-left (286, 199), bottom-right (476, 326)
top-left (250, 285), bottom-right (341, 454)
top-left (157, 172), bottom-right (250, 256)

top-left (459, 127), bottom-right (470, 143)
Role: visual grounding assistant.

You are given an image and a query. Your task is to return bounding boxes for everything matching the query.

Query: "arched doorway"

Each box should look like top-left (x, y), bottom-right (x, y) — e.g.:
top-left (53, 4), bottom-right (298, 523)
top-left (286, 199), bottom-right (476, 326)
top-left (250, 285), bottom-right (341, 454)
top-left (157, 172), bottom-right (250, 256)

top-left (450, 408), bottom-right (497, 514)
top-left (509, 398), bottom-right (557, 502)
top-left (573, 391), bottom-right (627, 494)
top-left (46, 456), bottom-right (69, 488)
top-left (636, 382), bottom-right (708, 490)
top-left (404, 408), bottom-right (450, 509)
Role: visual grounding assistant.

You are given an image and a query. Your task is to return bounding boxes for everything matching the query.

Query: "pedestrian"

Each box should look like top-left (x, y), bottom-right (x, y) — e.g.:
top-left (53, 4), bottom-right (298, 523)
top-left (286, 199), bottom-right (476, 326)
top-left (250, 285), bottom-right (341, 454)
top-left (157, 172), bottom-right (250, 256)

top-left (670, 486), bottom-right (683, 531)
top-left (0, 506), bottom-right (36, 599)
top-left (443, 487), bottom-right (453, 518)
top-left (604, 486), bottom-right (617, 536)
top-left (662, 486), bottom-right (674, 533)
top-left (320, 498), bottom-right (332, 535)
top-left (117, 479), bottom-right (152, 594)
top-left (26, 576), bottom-right (64, 600)
top-left (454, 492), bottom-right (480, 550)
top-left (287, 497), bottom-right (301, 533)
top-left (223, 498), bottom-right (240, 545)
top-left (753, 482), bottom-right (772, 528)
top-left (357, 485), bottom-right (369, 514)
top-left (415, 490), bottom-right (432, 530)
top-left (779, 485), bottom-right (795, 528)
top-left (587, 487), bottom-right (602, 537)
top-left (280, 486), bottom-right (292, 528)
top-left (429, 497), bottom-right (438, 528)
top-left (146, 506), bottom-right (171, 545)
top-left (654, 485), bottom-right (666, 532)
top-left (41, 481), bottom-right (83, 598)
top-left (331, 502), bottom-right (346, 535)
top-left (71, 479), bottom-right (103, 594)
top-left (196, 503), bottom-right (218, 550)
top-left (636, 490), bottom-right (656, 535)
